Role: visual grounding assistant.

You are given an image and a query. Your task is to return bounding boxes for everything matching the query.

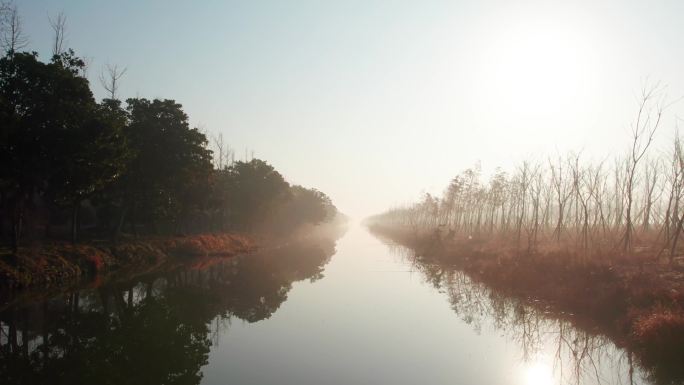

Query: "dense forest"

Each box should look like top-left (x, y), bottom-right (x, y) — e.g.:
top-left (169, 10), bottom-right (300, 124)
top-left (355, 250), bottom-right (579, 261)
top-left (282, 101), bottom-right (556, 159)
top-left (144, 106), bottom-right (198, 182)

top-left (0, 3), bottom-right (337, 252)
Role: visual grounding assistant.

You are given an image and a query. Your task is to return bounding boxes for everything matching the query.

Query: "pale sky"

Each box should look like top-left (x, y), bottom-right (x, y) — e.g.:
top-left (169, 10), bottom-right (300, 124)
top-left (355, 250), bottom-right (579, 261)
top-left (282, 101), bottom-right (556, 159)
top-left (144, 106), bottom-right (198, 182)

top-left (19, 0), bottom-right (684, 218)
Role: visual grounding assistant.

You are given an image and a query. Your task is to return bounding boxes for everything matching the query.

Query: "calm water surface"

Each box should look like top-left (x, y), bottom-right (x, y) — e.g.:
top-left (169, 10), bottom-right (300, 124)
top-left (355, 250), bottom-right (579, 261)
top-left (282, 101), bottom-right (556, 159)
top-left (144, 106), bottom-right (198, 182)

top-left (0, 224), bottom-right (658, 384)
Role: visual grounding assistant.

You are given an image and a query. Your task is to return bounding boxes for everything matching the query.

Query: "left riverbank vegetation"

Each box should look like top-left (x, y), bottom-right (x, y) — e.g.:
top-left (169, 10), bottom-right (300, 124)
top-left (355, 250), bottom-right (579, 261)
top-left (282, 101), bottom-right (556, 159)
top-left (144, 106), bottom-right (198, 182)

top-left (0, 230), bottom-right (340, 384)
top-left (367, 86), bottom-right (684, 379)
top-left (0, 3), bottom-right (340, 287)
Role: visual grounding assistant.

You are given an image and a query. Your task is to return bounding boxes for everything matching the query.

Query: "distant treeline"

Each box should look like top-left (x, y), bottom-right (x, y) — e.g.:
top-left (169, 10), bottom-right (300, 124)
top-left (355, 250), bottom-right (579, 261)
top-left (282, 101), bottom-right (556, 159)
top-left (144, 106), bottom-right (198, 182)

top-left (0, 4), bottom-right (337, 250)
top-left (368, 89), bottom-right (684, 379)
top-left (370, 86), bottom-right (684, 264)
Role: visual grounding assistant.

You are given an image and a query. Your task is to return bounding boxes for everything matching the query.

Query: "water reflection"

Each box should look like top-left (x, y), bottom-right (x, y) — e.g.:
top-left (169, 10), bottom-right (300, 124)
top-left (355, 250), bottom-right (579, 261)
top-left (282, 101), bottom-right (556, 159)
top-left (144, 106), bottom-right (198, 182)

top-left (0, 232), bottom-right (341, 385)
top-left (388, 243), bottom-right (671, 385)
top-left (2, 226), bottom-right (681, 385)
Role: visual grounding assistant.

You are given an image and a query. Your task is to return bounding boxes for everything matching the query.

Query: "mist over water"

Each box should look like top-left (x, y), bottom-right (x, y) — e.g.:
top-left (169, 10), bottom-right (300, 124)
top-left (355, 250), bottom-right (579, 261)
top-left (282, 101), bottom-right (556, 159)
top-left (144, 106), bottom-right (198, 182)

top-left (0, 224), bottom-right (661, 385)
top-left (1, 1), bottom-right (684, 384)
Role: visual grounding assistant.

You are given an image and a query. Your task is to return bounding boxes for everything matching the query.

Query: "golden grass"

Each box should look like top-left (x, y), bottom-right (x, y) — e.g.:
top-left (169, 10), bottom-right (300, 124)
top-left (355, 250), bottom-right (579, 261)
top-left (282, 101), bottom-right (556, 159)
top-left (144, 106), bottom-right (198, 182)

top-left (0, 233), bottom-right (255, 289)
top-left (369, 222), bottom-right (684, 378)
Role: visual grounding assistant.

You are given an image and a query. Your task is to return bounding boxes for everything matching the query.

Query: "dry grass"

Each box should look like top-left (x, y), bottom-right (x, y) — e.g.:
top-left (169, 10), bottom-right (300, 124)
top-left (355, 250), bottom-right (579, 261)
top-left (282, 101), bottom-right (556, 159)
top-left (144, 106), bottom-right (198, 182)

top-left (158, 233), bottom-right (254, 258)
top-left (632, 308), bottom-right (684, 380)
top-left (369, 222), bottom-right (684, 377)
top-left (0, 233), bottom-right (255, 289)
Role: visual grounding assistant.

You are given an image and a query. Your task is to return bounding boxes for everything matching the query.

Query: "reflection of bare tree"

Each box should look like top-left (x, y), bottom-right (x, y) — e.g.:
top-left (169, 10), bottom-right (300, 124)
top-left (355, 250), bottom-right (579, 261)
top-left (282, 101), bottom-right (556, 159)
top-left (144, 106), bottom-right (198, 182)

top-left (390, 243), bottom-right (653, 385)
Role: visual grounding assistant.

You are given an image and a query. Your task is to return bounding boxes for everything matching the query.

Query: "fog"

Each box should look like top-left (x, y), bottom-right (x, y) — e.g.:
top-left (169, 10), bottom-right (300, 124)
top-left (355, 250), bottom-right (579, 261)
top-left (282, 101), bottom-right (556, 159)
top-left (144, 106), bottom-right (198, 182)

top-left (20, 0), bottom-right (684, 218)
top-left (4, 2), bottom-right (684, 383)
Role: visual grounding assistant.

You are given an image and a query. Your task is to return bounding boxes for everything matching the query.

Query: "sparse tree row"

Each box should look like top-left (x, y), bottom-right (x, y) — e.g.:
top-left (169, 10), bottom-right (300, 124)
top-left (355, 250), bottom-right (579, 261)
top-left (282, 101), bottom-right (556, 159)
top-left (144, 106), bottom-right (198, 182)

top-left (372, 88), bottom-right (684, 264)
top-left (0, 4), bottom-right (337, 252)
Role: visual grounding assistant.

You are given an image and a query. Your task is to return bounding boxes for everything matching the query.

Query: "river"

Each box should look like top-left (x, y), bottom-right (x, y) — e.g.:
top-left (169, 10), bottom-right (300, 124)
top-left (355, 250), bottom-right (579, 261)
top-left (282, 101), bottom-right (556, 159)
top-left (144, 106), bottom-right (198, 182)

top-left (0, 223), bottom-right (661, 384)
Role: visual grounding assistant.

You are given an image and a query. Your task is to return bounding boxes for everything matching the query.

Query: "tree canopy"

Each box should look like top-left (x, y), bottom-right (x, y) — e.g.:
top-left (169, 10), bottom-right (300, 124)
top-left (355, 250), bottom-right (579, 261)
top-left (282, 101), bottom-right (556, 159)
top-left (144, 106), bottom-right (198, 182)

top-left (0, 17), bottom-right (338, 250)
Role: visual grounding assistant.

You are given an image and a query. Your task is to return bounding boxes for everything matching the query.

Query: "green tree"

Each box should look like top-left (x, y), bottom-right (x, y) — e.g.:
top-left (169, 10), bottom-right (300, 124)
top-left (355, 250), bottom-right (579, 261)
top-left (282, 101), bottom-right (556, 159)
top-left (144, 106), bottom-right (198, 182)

top-left (49, 97), bottom-right (129, 243)
top-left (222, 159), bottom-right (291, 229)
top-left (0, 50), bottom-right (124, 247)
top-left (0, 51), bottom-right (51, 250)
top-left (114, 98), bottom-right (212, 236)
top-left (270, 185), bottom-right (335, 232)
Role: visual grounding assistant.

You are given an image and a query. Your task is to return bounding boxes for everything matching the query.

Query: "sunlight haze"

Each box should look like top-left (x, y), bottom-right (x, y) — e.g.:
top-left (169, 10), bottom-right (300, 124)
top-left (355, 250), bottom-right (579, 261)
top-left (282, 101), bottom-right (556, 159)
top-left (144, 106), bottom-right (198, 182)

top-left (20, 0), bottom-right (684, 218)
top-left (4, 2), bottom-right (684, 384)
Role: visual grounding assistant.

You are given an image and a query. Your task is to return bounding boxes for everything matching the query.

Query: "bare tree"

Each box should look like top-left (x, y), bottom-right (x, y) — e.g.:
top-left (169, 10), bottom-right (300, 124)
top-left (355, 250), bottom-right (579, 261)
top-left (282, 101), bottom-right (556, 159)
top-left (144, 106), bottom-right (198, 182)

top-left (663, 132), bottom-right (684, 251)
top-left (588, 162), bottom-right (609, 242)
top-left (211, 133), bottom-right (234, 170)
top-left (371, 87), bottom-right (684, 268)
top-left (550, 155), bottom-right (572, 242)
top-left (99, 63), bottom-right (127, 100)
top-left (667, 132), bottom-right (684, 264)
top-left (80, 56), bottom-right (93, 78)
top-left (515, 161), bottom-right (531, 252)
top-left (527, 165), bottom-right (543, 253)
top-left (641, 159), bottom-right (661, 231)
top-left (622, 86), bottom-right (665, 252)
top-left (49, 11), bottom-right (67, 57)
top-left (0, 1), bottom-right (27, 52)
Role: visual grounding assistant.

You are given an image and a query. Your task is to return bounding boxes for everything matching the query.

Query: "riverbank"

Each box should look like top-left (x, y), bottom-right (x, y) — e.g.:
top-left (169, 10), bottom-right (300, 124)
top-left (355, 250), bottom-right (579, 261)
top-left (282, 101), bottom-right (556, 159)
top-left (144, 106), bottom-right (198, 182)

top-left (0, 215), bottom-right (348, 297)
top-left (367, 223), bottom-right (684, 382)
top-left (0, 233), bottom-right (255, 289)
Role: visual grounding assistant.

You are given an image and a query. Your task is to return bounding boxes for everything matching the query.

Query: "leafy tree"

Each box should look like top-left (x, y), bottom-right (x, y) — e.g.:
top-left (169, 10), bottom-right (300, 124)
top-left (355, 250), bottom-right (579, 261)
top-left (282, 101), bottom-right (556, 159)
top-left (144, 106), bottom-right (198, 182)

top-left (114, 98), bottom-right (212, 235)
top-left (0, 10), bottom-right (339, 247)
top-left (269, 185), bottom-right (335, 232)
top-left (0, 50), bottom-right (124, 246)
top-left (49, 98), bottom-right (129, 243)
top-left (0, 51), bottom-right (52, 250)
top-left (222, 159), bottom-right (291, 229)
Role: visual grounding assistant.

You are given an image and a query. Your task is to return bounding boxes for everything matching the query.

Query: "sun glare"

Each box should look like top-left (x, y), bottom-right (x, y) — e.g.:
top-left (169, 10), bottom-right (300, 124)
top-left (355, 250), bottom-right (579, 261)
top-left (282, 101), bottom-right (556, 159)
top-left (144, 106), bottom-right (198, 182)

top-left (477, 20), bottom-right (595, 121)
top-left (525, 362), bottom-right (554, 385)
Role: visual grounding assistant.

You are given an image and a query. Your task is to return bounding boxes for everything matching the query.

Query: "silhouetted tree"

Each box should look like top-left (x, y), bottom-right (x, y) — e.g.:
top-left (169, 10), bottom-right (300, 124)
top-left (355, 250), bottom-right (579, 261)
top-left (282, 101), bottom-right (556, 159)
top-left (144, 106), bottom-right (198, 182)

top-left (269, 185), bottom-right (335, 233)
top-left (0, 6), bottom-right (339, 248)
top-left (221, 159), bottom-right (290, 229)
top-left (113, 98), bottom-right (212, 236)
top-left (0, 51), bottom-right (105, 248)
top-left (0, 1), bottom-right (27, 52)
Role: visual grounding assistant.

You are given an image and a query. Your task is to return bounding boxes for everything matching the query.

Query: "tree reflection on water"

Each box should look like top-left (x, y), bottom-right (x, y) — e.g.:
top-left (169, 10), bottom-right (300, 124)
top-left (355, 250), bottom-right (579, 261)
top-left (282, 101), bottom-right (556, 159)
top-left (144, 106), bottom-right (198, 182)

top-left (0, 233), bottom-right (340, 385)
top-left (388, 244), bottom-right (676, 385)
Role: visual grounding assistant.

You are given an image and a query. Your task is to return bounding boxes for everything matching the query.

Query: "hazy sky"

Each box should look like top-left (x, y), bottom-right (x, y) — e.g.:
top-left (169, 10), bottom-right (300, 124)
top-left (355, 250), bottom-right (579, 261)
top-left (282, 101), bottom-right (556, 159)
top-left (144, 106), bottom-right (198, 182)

top-left (19, 0), bottom-right (684, 218)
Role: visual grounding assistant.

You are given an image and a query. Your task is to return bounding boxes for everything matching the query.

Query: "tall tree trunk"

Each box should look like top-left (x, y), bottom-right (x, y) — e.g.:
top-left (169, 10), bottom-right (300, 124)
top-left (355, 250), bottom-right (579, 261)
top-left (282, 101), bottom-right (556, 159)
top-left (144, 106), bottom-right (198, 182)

top-left (112, 205), bottom-right (128, 243)
top-left (44, 207), bottom-right (52, 239)
top-left (42, 300), bottom-right (49, 363)
top-left (71, 200), bottom-right (81, 244)
top-left (11, 198), bottom-right (24, 253)
top-left (670, 212), bottom-right (684, 265)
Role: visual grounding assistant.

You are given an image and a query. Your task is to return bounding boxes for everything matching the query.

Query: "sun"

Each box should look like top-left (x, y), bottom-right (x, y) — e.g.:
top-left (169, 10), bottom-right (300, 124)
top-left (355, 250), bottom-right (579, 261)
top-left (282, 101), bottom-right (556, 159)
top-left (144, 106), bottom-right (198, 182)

top-left (524, 362), bottom-right (554, 385)
top-left (475, 19), bottom-right (596, 121)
